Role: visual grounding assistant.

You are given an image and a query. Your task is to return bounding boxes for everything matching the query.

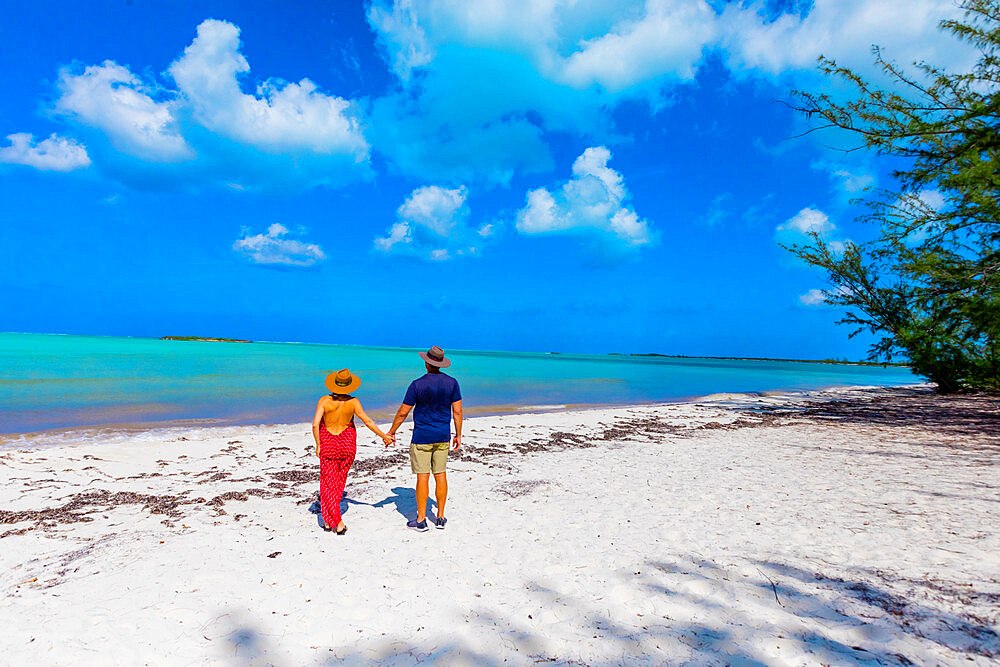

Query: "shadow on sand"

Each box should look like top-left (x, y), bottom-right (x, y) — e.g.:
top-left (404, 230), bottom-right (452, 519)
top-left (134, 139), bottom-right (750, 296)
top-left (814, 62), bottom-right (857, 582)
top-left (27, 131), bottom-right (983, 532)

top-left (307, 493), bottom-right (375, 529)
top-left (220, 553), bottom-right (999, 664)
top-left (304, 484), bottom-right (439, 529)
top-left (794, 390), bottom-right (1000, 448)
top-left (372, 486), bottom-right (438, 522)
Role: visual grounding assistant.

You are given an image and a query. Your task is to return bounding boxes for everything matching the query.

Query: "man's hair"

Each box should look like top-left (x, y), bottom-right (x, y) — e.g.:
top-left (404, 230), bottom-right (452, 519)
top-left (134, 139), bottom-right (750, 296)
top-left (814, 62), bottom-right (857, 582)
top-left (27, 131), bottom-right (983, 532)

top-left (425, 361), bottom-right (442, 373)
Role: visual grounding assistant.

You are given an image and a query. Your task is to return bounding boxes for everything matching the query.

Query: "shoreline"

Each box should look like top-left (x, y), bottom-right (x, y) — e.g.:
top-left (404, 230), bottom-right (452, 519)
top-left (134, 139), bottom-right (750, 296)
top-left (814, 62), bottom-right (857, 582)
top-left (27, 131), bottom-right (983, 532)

top-left (0, 382), bottom-right (930, 449)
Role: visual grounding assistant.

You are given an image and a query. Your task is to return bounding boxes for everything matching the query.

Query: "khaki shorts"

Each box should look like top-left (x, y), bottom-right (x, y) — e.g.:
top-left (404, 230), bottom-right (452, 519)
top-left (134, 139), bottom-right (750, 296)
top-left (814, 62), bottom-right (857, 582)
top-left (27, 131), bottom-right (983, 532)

top-left (410, 442), bottom-right (449, 474)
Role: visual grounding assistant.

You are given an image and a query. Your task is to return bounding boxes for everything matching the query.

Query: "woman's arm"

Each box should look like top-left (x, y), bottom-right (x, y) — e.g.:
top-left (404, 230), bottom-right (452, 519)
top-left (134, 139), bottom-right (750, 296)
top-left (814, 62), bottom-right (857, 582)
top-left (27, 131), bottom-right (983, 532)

top-left (312, 399), bottom-right (326, 457)
top-left (353, 399), bottom-right (393, 445)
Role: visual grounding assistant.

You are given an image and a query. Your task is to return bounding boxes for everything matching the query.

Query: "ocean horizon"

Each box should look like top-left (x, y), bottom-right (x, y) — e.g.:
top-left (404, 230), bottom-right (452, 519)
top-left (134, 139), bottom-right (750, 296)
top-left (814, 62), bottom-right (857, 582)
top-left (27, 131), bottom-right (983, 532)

top-left (0, 332), bottom-right (919, 438)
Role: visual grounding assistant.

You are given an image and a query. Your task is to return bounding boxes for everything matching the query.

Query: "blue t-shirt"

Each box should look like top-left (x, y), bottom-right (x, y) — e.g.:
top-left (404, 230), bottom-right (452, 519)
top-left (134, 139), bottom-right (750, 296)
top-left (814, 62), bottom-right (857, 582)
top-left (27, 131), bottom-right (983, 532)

top-left (403, 372), bottom-right (462, 444)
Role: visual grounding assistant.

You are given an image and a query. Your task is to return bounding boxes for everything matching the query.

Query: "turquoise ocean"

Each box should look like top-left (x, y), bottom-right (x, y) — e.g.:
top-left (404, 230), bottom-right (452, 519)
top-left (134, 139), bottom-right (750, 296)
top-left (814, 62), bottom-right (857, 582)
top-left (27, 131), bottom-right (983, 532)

top-left (0, 332), bottom-right (919, 436)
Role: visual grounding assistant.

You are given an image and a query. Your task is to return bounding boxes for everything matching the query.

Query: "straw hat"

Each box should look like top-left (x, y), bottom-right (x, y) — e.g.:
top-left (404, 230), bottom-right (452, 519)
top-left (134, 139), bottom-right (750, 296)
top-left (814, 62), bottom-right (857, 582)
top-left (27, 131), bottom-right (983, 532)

top-left (419, 345), bottom-right (451, 368)
top-left (325, 368), bottom-right (361, 394)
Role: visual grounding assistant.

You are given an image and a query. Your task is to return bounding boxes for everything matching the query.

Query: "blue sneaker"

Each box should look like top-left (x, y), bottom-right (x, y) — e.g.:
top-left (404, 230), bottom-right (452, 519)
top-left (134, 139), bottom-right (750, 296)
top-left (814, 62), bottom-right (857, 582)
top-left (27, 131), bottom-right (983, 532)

top-left (435, 517), bottom-right (447, 530)
top-left (407, 518), bottom-right (429, 532)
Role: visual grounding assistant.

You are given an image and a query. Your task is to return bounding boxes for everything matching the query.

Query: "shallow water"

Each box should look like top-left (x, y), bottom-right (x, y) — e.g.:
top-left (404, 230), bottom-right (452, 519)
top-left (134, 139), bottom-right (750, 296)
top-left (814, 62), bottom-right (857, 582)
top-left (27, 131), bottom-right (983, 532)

top-left (0, 332), bottom-right (918, 435)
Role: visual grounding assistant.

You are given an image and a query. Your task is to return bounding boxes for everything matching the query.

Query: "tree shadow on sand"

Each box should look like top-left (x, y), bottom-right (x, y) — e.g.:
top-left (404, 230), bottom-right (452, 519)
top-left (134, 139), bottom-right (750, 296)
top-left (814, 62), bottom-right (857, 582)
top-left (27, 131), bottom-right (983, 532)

top-left (792, 390), bottom-right (1000, 447)
top-left (755, 560), bottom-right (1000, 661)
top-left (216, 550), bottom-right (998, 664)
top-left (644, 556), bottom-right (999, 664)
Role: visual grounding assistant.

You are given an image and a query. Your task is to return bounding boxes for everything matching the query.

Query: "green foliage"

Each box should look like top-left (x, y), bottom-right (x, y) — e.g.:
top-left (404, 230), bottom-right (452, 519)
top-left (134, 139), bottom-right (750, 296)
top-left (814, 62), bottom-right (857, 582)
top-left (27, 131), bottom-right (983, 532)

top-left (786, 0), bottom-right (1000, 392)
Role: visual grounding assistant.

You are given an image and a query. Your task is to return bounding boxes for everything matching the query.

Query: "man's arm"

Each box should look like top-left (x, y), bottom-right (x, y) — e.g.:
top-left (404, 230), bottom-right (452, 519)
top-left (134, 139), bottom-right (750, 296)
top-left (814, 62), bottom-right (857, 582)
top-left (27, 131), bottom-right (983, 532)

top-left (451, 399), bottom-right (463, 451)
top-left (386, 403), bottom-right (413, 448)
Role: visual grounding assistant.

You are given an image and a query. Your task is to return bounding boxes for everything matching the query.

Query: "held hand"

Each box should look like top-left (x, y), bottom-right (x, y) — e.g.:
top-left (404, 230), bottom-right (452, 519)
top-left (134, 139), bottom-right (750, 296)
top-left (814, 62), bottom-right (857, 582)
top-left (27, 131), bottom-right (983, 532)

top-left (452, 434), bottom-right (461, 452)
top-left (380, 433), bottom-right (394, 447)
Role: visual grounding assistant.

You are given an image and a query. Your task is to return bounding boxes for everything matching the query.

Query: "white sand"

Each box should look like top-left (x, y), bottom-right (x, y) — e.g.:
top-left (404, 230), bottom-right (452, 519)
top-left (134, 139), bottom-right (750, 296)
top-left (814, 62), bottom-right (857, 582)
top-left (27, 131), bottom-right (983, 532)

top-left (2, 385), bottom-right (998, 665)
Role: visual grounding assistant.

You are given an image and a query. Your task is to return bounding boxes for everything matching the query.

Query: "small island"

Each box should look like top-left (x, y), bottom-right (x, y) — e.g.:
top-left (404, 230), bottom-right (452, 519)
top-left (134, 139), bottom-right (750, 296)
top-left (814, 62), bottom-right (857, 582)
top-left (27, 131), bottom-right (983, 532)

top-left (159, 336), bottom-right (253, 343)
top-left (609, 352), bottom-right (908, 367)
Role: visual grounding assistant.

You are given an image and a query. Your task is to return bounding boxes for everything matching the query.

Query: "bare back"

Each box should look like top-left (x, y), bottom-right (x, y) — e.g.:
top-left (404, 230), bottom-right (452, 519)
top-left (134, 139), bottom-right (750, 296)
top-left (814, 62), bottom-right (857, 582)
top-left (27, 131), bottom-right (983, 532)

top-left (318, 395), bottom-right (357, 435)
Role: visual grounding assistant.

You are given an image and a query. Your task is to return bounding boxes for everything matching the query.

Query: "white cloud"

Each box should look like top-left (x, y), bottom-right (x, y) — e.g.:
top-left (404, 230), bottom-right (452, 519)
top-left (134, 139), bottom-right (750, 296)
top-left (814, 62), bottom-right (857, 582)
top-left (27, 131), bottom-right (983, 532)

top-left (776, 207), bottom-right (835, 236)
top-left (233, 223), bottom-right (326, 267)
top-left (367, 0), bottom-right (434, 81)
top-left (516, 146), bottom-right (651, 248)
top-left (834, 168), bottom-right (875, 194)
top-left (375, 222), bottom-right (412, 254)
top-left (365, 1), bottom-right (720, 183)
top-left (891, 188), bottom-right (946, 245)
top-left (374, 185), bottom-right (487, 260)
top-left (22, 4), bottom-right (975, 192)
top-left (812, 160), bottom-right (876, 195)
top-left (826, 240), bottom-right (847, 255)
top-left (395, 184), bottom-right (466, 236)
top-left (54, 61), bottom-right (193, 162)
top-left (776, 207), bottom-right (852, 257)
top-left (721, 0), bottom-right (975, 82)
top-left (915, 189), bottom-right (945, 212)
top-left (371, 0), bottom-right (719, 95)
top-left (705, 192), bottom-right (732, 226)
top-left (363, 0), bottom-right (976, 183)
top-left (799, 288), bottom-right (827, 306)
top-left (46, 19), bottom-right (369, 190)
top-left (560, 1), bottom-right (718, 93)
top-left (167, 20), bottom-right (367, 159)
top-left (0, 133), bottom-right (90, 171)
top-left (800, 284), bottom-right (853, 306)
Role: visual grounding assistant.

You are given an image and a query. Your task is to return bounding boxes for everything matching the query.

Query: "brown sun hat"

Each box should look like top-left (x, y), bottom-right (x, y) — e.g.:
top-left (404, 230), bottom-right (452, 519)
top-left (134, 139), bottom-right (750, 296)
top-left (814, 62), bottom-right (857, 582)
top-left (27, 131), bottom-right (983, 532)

top-left (419, 345), bottom-right (451, 368)
top-left (325, 368), bottom-right (361, 394)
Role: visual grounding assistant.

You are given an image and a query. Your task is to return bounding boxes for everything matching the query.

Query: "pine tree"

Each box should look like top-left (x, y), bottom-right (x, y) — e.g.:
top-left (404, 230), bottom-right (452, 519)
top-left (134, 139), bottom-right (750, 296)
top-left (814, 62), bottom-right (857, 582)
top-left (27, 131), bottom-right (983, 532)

top-left (786, 0), bottom-right (1000, 392)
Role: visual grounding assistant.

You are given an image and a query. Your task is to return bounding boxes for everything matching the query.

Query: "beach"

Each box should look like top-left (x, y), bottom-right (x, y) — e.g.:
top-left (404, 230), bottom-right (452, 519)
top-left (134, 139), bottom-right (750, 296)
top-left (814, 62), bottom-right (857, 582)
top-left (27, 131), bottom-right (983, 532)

top-left (2, 384), bottom-right (999, 665)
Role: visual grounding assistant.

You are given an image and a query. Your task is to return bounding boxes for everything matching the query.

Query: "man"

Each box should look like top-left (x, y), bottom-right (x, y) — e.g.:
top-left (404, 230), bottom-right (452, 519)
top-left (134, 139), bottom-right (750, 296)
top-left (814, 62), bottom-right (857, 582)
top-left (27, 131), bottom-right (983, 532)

top-left (387, 345), bottom-right (463, 532)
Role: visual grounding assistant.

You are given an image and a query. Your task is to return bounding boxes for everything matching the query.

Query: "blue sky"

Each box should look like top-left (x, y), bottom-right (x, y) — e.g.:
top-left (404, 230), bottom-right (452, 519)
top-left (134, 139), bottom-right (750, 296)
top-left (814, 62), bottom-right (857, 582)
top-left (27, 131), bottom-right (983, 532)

top-left (0, 0), bottom-right (975, 357)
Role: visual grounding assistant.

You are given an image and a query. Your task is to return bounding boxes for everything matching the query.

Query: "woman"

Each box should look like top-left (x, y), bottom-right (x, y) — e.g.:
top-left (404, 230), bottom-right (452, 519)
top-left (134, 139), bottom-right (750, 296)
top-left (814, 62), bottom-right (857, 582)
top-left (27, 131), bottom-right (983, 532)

top-left (312, 368), bottom-right (392, 534)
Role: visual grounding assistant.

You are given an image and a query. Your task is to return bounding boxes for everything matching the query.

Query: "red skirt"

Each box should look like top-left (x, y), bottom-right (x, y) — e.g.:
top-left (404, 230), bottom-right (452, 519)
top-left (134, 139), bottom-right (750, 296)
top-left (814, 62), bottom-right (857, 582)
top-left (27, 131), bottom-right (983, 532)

top-left (318, 422), bottom-right (356, 527)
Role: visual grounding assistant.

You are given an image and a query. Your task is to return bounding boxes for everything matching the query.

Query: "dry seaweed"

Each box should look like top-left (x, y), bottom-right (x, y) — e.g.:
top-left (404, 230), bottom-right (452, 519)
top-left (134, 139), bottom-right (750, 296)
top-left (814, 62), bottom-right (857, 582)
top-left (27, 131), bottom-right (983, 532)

top-left (271, 469), bottom-right (317, 483)
top-left (352, 453), bottom-right (408, 476)
top-left (0, 489), bottom-right (204, 536)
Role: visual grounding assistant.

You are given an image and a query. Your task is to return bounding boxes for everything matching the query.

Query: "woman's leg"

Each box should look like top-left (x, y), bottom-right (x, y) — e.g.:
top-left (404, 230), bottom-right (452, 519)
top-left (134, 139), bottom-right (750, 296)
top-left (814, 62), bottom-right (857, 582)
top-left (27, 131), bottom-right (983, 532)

top-left (326, 455), bottom-right (353, 528)
top-left (319, 457), bottom-right (340, 528)
top-left (326, 435), bottom-right (357, 529)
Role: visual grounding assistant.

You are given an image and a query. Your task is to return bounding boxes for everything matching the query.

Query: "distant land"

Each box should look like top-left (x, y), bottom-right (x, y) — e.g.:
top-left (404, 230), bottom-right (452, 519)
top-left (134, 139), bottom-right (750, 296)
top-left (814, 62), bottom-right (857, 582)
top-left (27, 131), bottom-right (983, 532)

top-left (160, 336), bottom-right (253, 343)
top-left (153, 337), bottom-right (904, 364)
top-left (610, 353), bottom-right (908, 368)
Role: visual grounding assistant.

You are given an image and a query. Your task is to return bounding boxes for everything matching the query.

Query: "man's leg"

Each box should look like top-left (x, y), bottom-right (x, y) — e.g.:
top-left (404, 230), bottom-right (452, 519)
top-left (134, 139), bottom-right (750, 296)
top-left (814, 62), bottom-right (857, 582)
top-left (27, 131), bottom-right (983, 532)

top-left (434, 472), bottom-right (447, 517)
top-left (415, 473), bottom-right (430, 522)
